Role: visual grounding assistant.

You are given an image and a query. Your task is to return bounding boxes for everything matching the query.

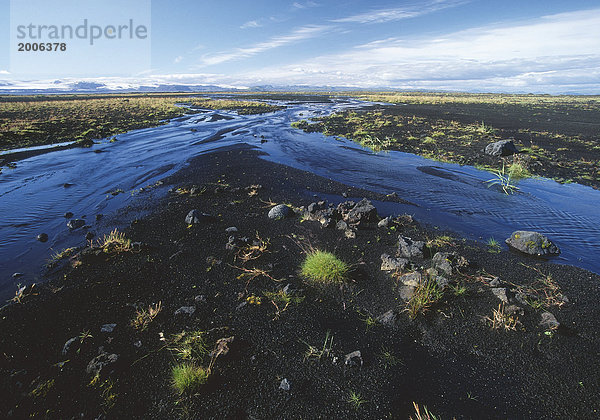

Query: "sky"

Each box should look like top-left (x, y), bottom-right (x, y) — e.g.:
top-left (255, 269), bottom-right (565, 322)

top-left (1, 0), bottom-right (600, 93)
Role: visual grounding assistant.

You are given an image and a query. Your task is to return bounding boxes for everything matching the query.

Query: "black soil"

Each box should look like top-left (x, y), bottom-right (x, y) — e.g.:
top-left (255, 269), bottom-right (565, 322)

top-left (1, 147), bottom-right (599, 419)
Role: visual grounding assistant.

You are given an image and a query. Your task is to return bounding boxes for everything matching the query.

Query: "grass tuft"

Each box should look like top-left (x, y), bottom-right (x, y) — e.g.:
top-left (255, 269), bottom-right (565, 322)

top-left (131, 301), bottom-right (162, 331)
top-left (171, 363), bottom-right (209, 394)
top-left (97, 229), bottom-right (132, 254)
top-left (301, 250), bottom-right (349, 284)
top-left (406, 278), bottom-right (443, 319)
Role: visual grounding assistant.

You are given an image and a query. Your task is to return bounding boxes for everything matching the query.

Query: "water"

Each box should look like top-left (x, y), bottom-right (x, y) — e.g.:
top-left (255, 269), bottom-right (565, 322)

top-left (1, 97), bottom-right (599, 299)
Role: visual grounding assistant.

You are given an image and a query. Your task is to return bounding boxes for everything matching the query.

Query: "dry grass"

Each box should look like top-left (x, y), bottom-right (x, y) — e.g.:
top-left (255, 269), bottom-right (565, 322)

top-left (410, 402), bottom-right (440, 420)
top-left (131, 302), bottom-right (162, 331)
top-left (484, 303), bottom-right (520, 331)
top-left (97, 229), bottom-right (132, 254)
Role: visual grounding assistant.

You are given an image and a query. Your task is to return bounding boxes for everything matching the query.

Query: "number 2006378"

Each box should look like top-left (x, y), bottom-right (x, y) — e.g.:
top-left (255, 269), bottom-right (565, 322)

top-left (17, 42), bottom-right (67, 51)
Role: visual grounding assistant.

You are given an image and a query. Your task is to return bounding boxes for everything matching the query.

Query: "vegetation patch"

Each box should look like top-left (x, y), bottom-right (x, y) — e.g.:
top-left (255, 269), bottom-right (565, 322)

top-left (300, 250), bottom-right (349, 284)
top-left (171, 363), bottom-right (209, 395)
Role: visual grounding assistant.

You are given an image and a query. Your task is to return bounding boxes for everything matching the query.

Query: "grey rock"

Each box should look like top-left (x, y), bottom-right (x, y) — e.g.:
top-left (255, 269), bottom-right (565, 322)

top-left (380, 253), bottom-right (408, 271)
top-left (67, 219), bottom-right (85, 229)
top-left (436, 276), bottom-right (451, 289)
top-left (307, 202), bottom-right (320, 213)
top-left (134, 340), bottom-right (142, 348)
top-left (378, 216), bottom-right (392, 228)
top-left (398, 286), bottom-right (416, 300)
top-left (62, 337), bottom-right (78, 356)
top-left (376, 310), bottom-right (397, 326)
top-left (174, 306), bottom-right (196, 316)
top-left (225, 226), bottom-right (238, 233)
top-left (398, 271), bottom-right (422, 287)
top-left (195, 295), bottom-right (207, 304)
top-left (36, 233), bottom-right (48, 242)
top-left (432, 252), bottom-right (467, 276)
top-left (485, 139), bottom-right (519, 157)
top-left (12, 272), bottom-right (24, 278)
top-left (398, 236), bottom-right (425, 258)
top-left (540, 311), bottom-right (560, 330)
top-left (336, 220), bottom-right (348, 230)
top-left (505, 231), bottom-right (560, 257)
top-left (344, 350), bottom-right (363, 367)
top-left (491, 288), bottom-right (509, 303)
top-left (489, 277), bottom-right (501, 287)
top-left (279, 378), bottom-right (291, 391)
top-left (344, 229), bottom-right (356, 239)
top-left (101, 324), bottom-right (116, 333)
top-left (268, 204), bottom-right (292, 220)
top-left (86, 352), bottom-right (118, 377)
top-left (185, 209), bottom-right (213, 225)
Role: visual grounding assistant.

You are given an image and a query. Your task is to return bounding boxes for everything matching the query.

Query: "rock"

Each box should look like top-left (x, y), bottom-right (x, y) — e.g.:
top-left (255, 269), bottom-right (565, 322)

top-left (67, 219), bottom-right (85, 229)
top-left (336, 220), bottom-right (348, 230)
top-left (36, 233), bottom-right (48, 242)
top-left (489, 277), bottom-right (501, 287)
top-left (134, 340), bottom-right (142, 348)
top-left (398, 286), bottom-right (416, 300)
top-left (435, 276), bottom-right (451, 289)
top-left (345, 198), bottom-right (378, 225)
top-left (378, 216), bottom-right (392, 228)
top-left (268, 204), bottom-right (292, 220)
top-left (85, 231), bottom-right (95, 240)
top-left (376, 310), bottom-right (397, 327)
top-left (100, 324), bottom-right (116, 333)
top-left (307, 202), bottom-right (320, 213)
top-left (95, 214), bottom-right (103, 221)
top-left (485, 139), bottom-right (519, 157)
top-left (279, 378), bottom-right (291, 391)
top-left (540, 311), bottom-right (560, 330)
top-left (344, 350), bottom-right (363, 367)
top-left (398, 236), bottom-right (426, 258)
top-left (174, 306), bottom-right (196, 316)
top-left (342, 192), bottom-right (348, 198)
top-left (386, 192), bottom-right (399, 199)
top-left (344, 229), bottom-right (356, 239)
top-left (64, 212), bottom-right (74, 219)
top-left (320, 217), bottom-right (334, 228)
top-left (491, 288), bottom-right (509, 303)
top-left (194, 295), bottom-right (207, 304)
top-left (185, 209), bottom-right (213, 225)
top-left (505, 231), bottom-right (560, 257)
top-left (62, 337), bottom-right (78, 356)
top-left (86, 352), bottom-right (118, 377)
top-left (12, 272), bottom-right (24, 278)
top-left (432, 252), bottom-right (467, 276)
top-left (225, 227), bottom-right (238, 233)
top-left (380, 253), bottom-right (408, 271)
top-left (63, 183), bottom-right (74, 188)
top-left (398, 271), bottom-right (422, 287)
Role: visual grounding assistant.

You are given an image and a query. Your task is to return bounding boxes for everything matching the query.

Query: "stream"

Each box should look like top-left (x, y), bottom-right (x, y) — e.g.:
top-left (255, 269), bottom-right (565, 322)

top-left (1, 97), bottom-right (599, 299)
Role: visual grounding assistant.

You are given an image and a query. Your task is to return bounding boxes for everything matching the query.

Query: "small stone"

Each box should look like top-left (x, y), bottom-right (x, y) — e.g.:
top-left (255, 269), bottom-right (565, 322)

top-left (86, 352), bottom-right (118, 377)
top-left (279, 378), bottom-right (291, 391)
top-left (431, 252), bottom-right (467, 276)
top-left (436, 276), bottom-right (451, 289)
top-left (174, 306), bottom-right (196, 316)
top-left (95, 214), bottom-right (103, 221)
top-left (491, 288), bottom-right (509, 303)
top-left (398, 271), bottom-right (422, 287)
top-left (195, 295), bottom-right (207, 304)
top-left (344, 229), bottom-right (356, 239)
top-left (62, 337), bottom-right (78, 356)
top-left (345, 198), bottom-right (378, 224)
top-left (380, 253), bottom-right (408, 271)
top-left (376, 310), bottom-right (397, 326)
top-left (67, 219), bottom-right (85, 230)
top-left (268, 204), bottom-right (292, 220)
top-left (134, 340), bottom-right (142, 348)
top-left (225, 227), bottom-right (238, 233)
top-left (101, 324), bottom-right (116, 333)
top-left (12, 272), bottom-right (24, 278)
top-left (398, 236), bottom-right (425, 258)
top-left (185, 210), bottom-right (213, 225)
top-left (489, 277), bottom-right (501, 287)
top-left (344, 350), bottom-right (363, 367)
top-left (64, 212), bottom-right (74, 219)
top-left (336, 220), bottom-right (348, 230)
top-left (85, 232), bottom-right (95, 240)
top-left (342, 192), bottom-right (348, 198)
top-left (36, 233), bottom-right (49, 242)
top-left (378, 216), bottom-right (392, 228)
top-left (539, 311), bottom-right (560, 330)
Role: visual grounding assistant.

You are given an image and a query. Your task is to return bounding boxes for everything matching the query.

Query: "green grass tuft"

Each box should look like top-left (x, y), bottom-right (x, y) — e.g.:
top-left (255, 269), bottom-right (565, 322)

top-left (171, 363), bottom-right (209, 394)
top-left (301, 250), bottom-right (349, 284)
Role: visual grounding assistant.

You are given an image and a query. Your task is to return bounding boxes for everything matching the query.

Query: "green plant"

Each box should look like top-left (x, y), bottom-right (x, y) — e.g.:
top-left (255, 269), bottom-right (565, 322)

top-left (486, 237), bottom-right (501, 253)
top-left (131, 301), bottom-right (162, 331)
top-left (98, 229), bottom-right (132, 253)
top-left (347, 391), bottom-right (367, 409)
top-left (486, 164), bottom-right (520, 195)
top-left (451, 284), bottom-right (467, 296)
top-left (410, 402), bottom-right (440, 420)
top-left (301, 250), bottom-right (349, 284)
top-left (302, 330), bottom-right (334, 361)
top-left (379, 347), bottom-right (401, 370)
top-left (171, 363), bottom-right (209, 394)
top-left (170, 331), bottom-right (209, 361)
top-left (406, 278), bottom-right (443, 319)
top-left (264, 289), bottom-right (305, 319)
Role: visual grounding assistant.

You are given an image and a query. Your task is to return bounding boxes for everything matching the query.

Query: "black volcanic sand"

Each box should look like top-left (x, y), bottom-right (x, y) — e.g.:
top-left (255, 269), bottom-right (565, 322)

top-left (1, 147), bottom-right (600, 419)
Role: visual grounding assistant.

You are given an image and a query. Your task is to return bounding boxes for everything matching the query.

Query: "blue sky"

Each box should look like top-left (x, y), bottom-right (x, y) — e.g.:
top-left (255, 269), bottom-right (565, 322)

top-left (1, 0), bottom-right (600, 93)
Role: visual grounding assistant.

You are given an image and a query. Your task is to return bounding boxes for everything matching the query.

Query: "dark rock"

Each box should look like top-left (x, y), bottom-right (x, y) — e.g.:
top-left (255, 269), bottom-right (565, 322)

top-left (101, 324), bottom-right (116, 333)
top-left (174, 306), bottom-right (196, 316)
top-left (345, 198), bottom-right (378, 225)
top-left (64, 212), bottom-right (74, 219)
top-left (376, 310), bottom-right (397, 326)
top-left (36, 233), bottom-right (48, 242)
top-left (86, 352), bottom-right (118, 377)
top-left (380, 253), bottom-right (408, 271)
top-left (268, 204), bottom-right (292, 220)
top-left (63, 183), bottom-right (74, 188)
top-left (435, 276), bottom-right (451, 289)
top-left (85, 232), bottom-right (95, 240)
top-left (398, 236), bottom-right (426, 258)
top-left (540, 311), bottom-right (560, 330)
top-left (432, 252), bottom-right (468, 276)
top-left (185, 209), bottom-right (213, 224)
top-left (95, 214), bottom-right (103, 221)
top-left (505, 231), bottom-right (560, 257)
top-left (485, 139), bottom-right (519, 157)
top-left (67, 219), bottom-right (85, 229)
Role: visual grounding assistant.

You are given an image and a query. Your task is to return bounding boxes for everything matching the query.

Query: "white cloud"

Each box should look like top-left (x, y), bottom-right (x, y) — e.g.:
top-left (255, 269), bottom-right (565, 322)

top-left (292, 1), bottom-right (319, 10)
top-left (240, 20), bottom-right (262, 29)
top-left (198, 25), bottom-right (331, 67)
top-left (0, 70), bottom-right (10, 75)
top-left (174, 56), bottom-right (183, 64)
top-left (333, 0), bottom-right (467, 24)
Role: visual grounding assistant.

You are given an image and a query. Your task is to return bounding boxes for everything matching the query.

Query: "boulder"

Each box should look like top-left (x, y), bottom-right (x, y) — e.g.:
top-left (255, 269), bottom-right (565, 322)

top-left (268, 204), bottom-right (292, 220)
top-left (398, 236), bottom-right (426, 258)
top-left (67, 219), bottom-right (85, 229)
top-left (539, 311), bottom-right (560, 330)
top-left (432, 252), bottom-right (467, 276)
top-left (485, 139), bottom-right (519, 157)
top-left (505, 231), bottom-right (560, 256)
top-left (380, 253), bottom-right (409, 271)
top-left (345, 198), bottom-right (378, 225)
top-left (397, 271), bottom-right (422, 287)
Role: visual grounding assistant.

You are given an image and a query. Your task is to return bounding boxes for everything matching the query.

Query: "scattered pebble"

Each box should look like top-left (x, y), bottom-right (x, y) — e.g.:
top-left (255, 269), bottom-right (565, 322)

top-left (100, 323), bottom-right (117, 333)
top-left (36, 233), bottom-right (48, 242)
top-left (174, 306), bottom-right (196, 316)
top-left (279, 378), bottom-right (291, 391)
